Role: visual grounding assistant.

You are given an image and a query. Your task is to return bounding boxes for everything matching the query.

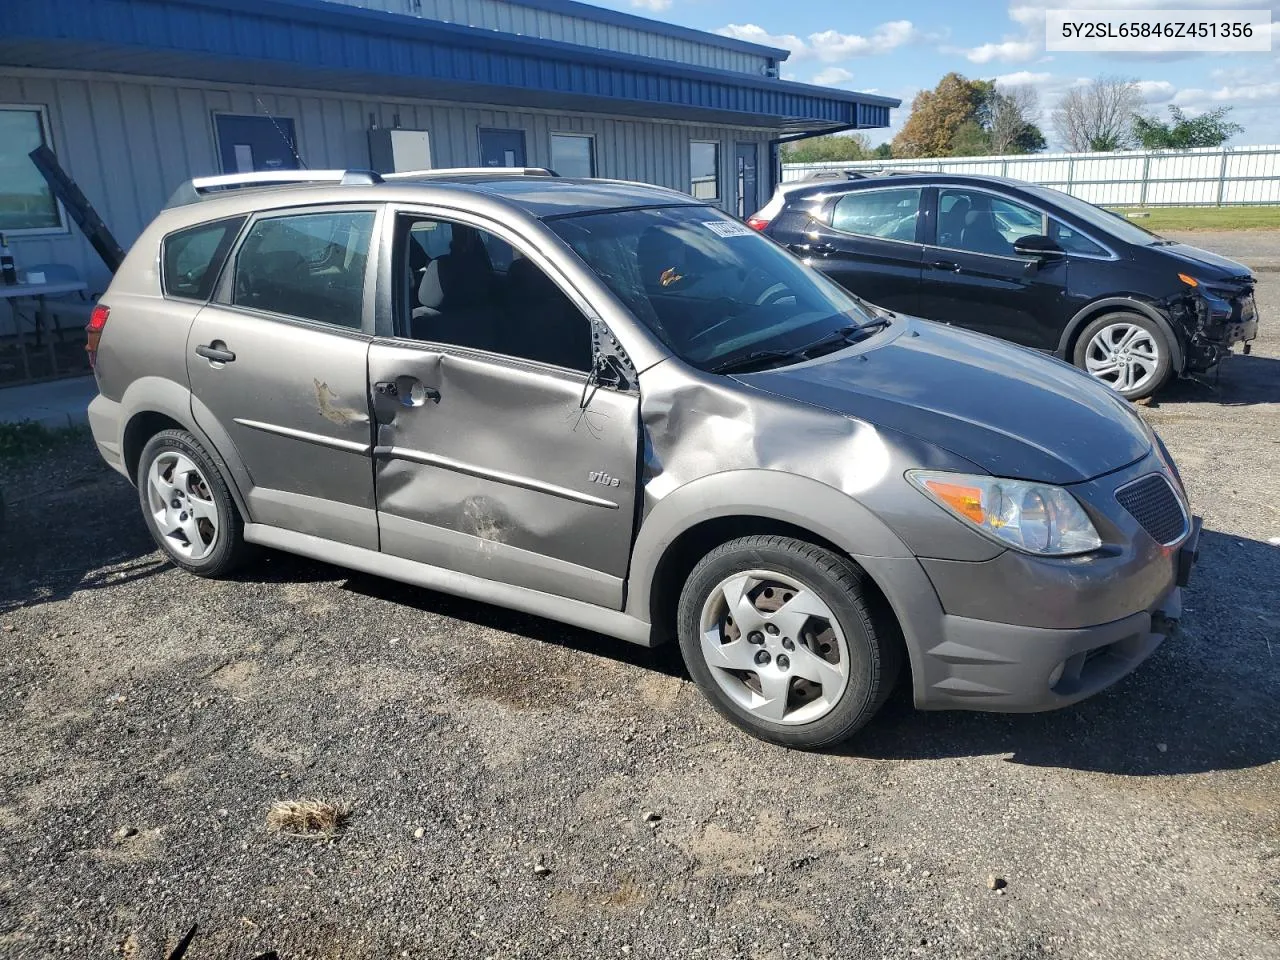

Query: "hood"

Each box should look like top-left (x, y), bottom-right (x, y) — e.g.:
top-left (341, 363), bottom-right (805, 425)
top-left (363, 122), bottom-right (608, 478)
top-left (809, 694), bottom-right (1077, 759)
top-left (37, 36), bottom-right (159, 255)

top-left (737, 318), bottom-right (1151, 485)
top-left (1154, 241), bottom-right (1252, 280)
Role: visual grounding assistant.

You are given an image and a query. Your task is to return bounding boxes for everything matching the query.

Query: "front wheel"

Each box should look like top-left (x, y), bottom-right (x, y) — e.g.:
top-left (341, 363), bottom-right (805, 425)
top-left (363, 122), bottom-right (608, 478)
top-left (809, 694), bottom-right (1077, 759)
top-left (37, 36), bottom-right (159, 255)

top-left (1073, 312), bottom-right (1174, 400)
top-left (677, 535), bottom-right (901, 750)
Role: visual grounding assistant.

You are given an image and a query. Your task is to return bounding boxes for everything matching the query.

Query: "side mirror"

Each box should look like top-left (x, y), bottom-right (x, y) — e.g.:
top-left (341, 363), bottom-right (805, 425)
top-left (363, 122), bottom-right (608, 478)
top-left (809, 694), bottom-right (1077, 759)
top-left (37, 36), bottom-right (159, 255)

top-left (1013, 234), bottom-right (1064, 259)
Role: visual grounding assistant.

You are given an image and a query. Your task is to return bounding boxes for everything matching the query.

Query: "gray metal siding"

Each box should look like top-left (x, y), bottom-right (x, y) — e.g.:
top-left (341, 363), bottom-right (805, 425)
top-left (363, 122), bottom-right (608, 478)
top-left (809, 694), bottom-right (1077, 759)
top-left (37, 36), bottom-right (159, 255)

top-left (1, 69), bottom-right (774, 292)
top-left (329, 0), bottom-right (771, 74)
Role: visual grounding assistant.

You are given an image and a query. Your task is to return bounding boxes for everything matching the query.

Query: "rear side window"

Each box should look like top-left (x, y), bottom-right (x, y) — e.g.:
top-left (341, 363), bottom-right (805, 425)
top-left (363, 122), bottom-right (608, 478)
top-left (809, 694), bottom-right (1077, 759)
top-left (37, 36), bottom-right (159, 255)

top-left (831, 188), bottom-right (922, 242)
top-left (230, 210), bottom-right (375, 330)
top-left (162, 217), bottom-right (245, 301)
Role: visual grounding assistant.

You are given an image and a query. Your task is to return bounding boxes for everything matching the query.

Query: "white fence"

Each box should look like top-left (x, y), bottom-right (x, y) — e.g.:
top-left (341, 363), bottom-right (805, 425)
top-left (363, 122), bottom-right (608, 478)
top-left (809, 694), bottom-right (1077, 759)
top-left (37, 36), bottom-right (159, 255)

top-left (782, 145), bottom-right (1280, 206)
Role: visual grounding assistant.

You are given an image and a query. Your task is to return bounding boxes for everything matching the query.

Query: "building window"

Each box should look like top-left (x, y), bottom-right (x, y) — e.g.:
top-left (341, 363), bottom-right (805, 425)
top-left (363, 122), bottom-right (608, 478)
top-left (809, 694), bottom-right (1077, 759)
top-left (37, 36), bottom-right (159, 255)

top-left (551, 134), bottom-right (595, 179)
top-left (690, 140), bottom-right (720, 201)
top-left (0, 105), bottom-right (63, 235)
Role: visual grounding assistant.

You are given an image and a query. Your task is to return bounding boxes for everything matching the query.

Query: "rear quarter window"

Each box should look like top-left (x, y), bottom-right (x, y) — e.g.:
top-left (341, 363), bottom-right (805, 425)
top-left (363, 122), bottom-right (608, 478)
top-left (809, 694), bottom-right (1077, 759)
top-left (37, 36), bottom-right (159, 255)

top-left (161, 217), bottom-right (245, 301)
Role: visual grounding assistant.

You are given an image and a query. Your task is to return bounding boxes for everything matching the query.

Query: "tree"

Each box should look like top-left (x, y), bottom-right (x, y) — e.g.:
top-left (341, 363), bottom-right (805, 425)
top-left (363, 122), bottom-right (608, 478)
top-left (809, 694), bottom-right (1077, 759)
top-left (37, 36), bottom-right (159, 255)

top-left (1131, 105), bottom-right (1243, 149)
top-left (950, 121), bottom-right (992, 156)
top-left (873, 142), bottom-right (893, 160)
top-left (892, 73), bottom-right (993, 158)
top-left (780, 132), bottom-right (872, 164)
top-left (984, 84), bottom-right (1047, 155)
top-left (1052, 76), bottom-right (1143, 152)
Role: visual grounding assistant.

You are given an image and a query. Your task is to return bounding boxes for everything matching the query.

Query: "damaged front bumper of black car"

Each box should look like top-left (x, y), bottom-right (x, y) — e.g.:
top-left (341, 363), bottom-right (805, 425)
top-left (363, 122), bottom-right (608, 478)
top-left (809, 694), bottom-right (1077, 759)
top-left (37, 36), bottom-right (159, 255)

top-left (1168, 276), bottom-right (1260, 373)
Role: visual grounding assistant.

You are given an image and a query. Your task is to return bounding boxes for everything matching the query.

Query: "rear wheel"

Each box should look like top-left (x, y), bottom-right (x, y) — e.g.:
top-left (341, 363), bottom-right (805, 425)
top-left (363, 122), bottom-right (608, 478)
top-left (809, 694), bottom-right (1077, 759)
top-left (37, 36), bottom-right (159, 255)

top-left (137, 429), bottom-right (249, 577)
top-left (677, 535), bottom-right (900, 750)
top-left (1073, 312), bottom-right (1174, 400)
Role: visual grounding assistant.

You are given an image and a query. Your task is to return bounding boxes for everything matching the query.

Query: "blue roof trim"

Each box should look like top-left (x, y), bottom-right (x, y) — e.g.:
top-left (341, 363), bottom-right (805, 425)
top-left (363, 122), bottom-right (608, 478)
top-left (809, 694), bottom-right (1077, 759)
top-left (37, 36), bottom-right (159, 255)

top-left (1, 0), bottom-right (899, 124)
top-left (461, 0), bottom-right (792, 61)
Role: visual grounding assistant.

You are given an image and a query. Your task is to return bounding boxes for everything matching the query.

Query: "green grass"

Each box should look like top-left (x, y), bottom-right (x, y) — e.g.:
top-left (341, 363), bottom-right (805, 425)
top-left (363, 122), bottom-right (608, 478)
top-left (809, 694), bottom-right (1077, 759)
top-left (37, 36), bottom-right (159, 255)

top-left (1107, 206), bottom-right (1280, 232)
top-left (0, 421), bottom-right (91, 462)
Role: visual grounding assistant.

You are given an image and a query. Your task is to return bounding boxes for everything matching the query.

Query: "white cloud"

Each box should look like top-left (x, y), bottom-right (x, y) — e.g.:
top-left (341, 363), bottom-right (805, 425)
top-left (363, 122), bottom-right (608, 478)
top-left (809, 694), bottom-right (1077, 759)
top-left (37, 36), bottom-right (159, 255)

top-left (811, 67), bottom-right (856, 87)
top-left (1135, 80), bottom-right (1176, 103)
top-left (993, 70), bottom-right (1053, 86)
top-left (716, 20), bottom-right (918, 61)
top-left (716, 23), bottom-right (805, 52)
top-left (965, 39), bottom-right (1040, 63)
top-left (628, 0), bottom-right (671, 10)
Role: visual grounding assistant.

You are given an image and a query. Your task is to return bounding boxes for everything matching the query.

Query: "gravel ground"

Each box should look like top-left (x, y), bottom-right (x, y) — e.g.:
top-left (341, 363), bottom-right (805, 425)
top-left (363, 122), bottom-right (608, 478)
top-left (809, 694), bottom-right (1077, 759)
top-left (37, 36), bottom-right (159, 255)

top-left (1, 232), bottom-right (1277, 960)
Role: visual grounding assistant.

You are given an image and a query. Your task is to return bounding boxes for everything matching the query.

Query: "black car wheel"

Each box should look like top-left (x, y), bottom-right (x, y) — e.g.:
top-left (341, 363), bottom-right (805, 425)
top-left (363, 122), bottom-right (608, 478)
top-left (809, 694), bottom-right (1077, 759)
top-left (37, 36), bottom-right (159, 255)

top-left (1074, 312), bottom-right (1174, 400)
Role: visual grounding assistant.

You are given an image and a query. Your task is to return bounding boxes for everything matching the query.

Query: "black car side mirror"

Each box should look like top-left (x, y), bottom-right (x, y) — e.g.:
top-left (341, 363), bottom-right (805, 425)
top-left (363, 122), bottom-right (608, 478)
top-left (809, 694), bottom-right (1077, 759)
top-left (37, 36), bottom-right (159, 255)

top-left (1013, 234), bottom-right (1065, 259)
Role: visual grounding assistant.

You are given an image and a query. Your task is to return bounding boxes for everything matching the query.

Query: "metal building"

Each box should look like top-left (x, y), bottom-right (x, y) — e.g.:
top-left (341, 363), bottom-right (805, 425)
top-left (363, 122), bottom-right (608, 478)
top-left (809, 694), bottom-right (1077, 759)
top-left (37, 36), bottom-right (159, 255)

top-left (0, 0), bottom-right (897, 292)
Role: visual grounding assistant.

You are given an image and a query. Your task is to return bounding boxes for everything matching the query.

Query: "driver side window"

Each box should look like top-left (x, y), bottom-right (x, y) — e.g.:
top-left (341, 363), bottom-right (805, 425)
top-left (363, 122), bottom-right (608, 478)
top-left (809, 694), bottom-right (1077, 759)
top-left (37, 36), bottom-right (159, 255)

top-left (938, 189), bottom-right (1045, 257)
top-left (396, 214), bottom-right (593, 372)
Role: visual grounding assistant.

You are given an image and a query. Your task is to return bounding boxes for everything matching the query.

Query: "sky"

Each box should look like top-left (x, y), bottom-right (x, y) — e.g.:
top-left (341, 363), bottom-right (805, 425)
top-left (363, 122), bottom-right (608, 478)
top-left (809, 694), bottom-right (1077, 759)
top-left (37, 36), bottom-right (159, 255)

top-left (591, 0), bottom-right (1280, 149)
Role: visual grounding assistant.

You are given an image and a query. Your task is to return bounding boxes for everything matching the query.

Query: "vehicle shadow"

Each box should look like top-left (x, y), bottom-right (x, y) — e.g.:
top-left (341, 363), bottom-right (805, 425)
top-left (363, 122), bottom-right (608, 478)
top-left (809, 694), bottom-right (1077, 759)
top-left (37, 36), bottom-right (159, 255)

top-left (0, 453), bottom-right (163, 613)
top-left (844, 528), bottom-right (1279, 776)
top-left (341, 569), bottom-right (689, 679)
top-left (1150, 351), bottom-right (1280, 406)
top-left (229, 530), bottom-right (1275, 778)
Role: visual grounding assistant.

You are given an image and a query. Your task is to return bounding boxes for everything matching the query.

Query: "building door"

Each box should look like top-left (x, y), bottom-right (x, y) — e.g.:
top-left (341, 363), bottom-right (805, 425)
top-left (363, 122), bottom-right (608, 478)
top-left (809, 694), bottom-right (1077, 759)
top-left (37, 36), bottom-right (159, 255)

top-left (478, 128), bottom-right (527, 168)
top-left (736, 143), bottom-right (759, 218)
top-left (215, 115), bottom-right (300, 174)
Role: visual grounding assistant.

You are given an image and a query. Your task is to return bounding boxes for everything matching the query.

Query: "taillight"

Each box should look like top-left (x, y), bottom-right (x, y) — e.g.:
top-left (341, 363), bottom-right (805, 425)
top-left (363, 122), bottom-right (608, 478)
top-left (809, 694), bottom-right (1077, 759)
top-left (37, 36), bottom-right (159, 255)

top-left (86, 304), bottom-right (109, 368)
top-left (746, 217), bottom-right (770, 231)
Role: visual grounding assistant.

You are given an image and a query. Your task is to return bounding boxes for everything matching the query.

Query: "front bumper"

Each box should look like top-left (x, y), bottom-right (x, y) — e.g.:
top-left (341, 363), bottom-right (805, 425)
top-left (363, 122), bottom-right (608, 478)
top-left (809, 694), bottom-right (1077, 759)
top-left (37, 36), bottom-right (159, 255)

top-left (858, 453), bottom-right (1201, 713)
top-left (918, 515), bottom-right (1199, 712)
top-left (1184, 290), bottom-right (1259, 372)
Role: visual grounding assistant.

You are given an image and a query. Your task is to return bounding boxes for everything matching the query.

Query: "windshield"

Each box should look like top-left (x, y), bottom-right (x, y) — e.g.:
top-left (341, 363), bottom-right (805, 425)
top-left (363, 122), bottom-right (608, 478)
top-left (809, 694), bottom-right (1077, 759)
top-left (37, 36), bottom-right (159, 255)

top-left (548, 205), bottom-right (879, 371)
top-left (1026, 185), bottom-right (1165, 246)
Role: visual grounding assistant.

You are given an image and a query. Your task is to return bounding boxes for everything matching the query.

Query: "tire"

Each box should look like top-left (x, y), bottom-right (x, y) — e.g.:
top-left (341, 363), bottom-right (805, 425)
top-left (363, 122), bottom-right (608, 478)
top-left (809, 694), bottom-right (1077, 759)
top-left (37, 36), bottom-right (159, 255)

top-left (677, 535), bottom-right (901, 750)
top-left (136, 429), bottom-right (249, 578)
top-left (1073, 311), bottom-right (1174, 400)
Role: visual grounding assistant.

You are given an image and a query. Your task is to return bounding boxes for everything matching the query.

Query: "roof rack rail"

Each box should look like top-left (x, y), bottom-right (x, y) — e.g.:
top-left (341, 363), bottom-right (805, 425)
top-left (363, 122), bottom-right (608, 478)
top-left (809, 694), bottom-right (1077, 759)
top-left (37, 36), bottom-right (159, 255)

top-left (165, 169), bottom-right (383, 208)
top-left (383, 167), bottom-right (560, 180)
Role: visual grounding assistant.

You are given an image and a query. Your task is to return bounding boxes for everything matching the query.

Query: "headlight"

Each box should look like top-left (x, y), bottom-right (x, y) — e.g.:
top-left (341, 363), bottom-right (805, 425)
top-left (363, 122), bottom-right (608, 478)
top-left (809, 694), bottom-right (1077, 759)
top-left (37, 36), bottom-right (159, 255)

top-left (907, 471), bottom-right (1102, 556)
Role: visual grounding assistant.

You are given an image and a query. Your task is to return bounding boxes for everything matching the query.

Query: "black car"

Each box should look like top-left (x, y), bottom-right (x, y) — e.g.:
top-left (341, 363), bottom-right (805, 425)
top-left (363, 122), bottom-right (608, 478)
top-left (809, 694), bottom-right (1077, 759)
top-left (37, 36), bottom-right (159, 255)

top-left (752, 172), bottom-right (1259, 399)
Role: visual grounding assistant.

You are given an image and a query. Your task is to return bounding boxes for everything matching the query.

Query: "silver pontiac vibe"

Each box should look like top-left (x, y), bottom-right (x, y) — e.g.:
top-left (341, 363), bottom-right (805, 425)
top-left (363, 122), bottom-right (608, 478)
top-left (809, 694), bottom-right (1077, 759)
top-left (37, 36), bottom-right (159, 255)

top-left (85, 168), bottom-right (1200, 749)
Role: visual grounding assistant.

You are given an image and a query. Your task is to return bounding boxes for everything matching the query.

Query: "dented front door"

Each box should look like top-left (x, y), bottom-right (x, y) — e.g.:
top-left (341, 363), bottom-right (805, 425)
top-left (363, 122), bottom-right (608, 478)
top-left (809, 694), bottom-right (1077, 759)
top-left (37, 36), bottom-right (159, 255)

top-left (368, 342), bottom-right (640, 609)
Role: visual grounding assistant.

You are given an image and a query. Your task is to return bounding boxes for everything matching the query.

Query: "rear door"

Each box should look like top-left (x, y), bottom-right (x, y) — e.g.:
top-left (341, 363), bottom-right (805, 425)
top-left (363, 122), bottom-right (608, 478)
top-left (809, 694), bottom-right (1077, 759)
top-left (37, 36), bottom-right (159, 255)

top-left (187, 205), bottom-right (381, 549)
top-left (918, 187), bottom-right (1069, 349)
top-left (367, 208), bottom-right (640, 609)
top-left (788, 185), bottom-right (924, 315)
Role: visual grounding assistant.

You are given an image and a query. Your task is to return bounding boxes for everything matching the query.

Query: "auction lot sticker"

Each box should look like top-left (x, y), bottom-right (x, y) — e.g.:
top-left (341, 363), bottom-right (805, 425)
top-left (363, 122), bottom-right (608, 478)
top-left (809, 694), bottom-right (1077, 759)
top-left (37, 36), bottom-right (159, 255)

top-left (1046, 9), bottom-right (1272, 52)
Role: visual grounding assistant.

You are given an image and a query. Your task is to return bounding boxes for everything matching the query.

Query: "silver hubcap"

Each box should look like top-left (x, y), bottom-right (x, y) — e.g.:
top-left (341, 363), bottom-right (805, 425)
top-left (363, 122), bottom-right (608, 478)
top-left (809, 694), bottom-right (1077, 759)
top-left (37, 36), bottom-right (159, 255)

top-left (146, 451), bottom-right (219, 561)
top-left (699, 570), bottom-right (850, 726)
top-left (1085, 322), bottom-right (1160, 395)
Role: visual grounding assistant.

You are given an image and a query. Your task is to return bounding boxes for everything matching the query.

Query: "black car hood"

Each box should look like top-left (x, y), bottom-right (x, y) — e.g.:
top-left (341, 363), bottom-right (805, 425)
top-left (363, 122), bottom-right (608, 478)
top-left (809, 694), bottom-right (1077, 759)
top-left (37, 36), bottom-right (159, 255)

top-left (737, 318), bottom-right (1151, 485)
top-left (1154, 241), bottom-right (1252, 279)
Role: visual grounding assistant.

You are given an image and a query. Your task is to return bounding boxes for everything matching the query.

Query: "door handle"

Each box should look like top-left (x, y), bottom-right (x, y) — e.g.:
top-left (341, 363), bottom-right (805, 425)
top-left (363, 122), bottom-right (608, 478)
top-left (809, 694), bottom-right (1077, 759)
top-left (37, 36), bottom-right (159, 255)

top-left (375, 380), bottom-right (440, 405)
top-left (789, 241), bottom-right (836, 257)
top-left (928, 260), bottom-right (961, 272)
top-left (195, 343), bottom-right (236, 363)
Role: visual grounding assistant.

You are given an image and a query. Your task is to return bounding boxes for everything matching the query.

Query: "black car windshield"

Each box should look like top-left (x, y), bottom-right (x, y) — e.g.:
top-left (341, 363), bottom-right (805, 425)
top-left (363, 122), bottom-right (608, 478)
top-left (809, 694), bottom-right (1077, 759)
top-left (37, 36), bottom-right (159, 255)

top-left (548, 205), bottom-right (880, 371)
top-left (1026, 185), bottom-right (1166, 246)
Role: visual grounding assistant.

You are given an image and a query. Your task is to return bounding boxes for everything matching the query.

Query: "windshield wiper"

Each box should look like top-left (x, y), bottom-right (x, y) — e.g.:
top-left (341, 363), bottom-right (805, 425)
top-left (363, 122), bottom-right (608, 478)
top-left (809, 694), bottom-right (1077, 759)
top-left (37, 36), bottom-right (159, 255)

top-left (710, 323), bottom-right (876, 375)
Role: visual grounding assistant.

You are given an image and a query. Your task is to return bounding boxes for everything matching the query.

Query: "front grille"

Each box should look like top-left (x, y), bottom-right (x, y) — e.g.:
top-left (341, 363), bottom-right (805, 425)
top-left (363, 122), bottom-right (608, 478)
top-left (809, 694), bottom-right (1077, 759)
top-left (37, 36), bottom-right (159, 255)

top-left (1115, 474), bottom-right (1187, 546)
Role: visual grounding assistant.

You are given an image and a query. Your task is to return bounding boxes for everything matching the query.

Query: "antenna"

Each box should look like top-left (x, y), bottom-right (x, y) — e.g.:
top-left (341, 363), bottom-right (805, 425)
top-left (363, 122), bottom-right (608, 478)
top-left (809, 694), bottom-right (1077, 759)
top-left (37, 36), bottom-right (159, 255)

top-left (254, 95), bottom-right (308, 170)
